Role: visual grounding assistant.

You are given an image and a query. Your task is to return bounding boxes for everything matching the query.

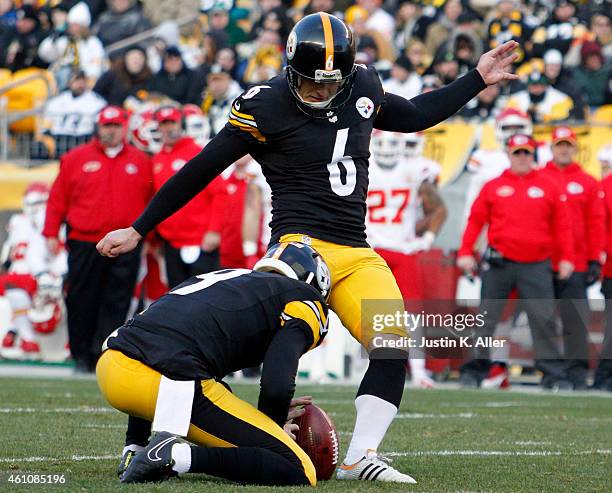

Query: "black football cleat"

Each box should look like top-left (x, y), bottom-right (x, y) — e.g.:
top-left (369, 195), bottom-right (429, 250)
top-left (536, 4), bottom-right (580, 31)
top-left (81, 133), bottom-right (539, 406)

top-left (120, 432), bottom-right (178, 483)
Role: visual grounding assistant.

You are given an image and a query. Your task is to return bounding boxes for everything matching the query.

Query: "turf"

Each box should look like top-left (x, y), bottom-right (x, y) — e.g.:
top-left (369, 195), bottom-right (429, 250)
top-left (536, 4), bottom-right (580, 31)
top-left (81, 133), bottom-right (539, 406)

top-left (1, 377), bottom-right (610, 492)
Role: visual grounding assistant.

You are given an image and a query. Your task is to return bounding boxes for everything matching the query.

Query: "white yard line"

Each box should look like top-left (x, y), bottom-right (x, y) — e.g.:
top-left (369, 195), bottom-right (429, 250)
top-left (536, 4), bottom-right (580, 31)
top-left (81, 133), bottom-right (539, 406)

top-left (385, 449), bottom-right (612, 457)
top-left (396, 412), bottom-right (476, 419)
top-left (0, 407), bottom-right (114, 413)
top-left (0, 454), bottom-right (118, 463)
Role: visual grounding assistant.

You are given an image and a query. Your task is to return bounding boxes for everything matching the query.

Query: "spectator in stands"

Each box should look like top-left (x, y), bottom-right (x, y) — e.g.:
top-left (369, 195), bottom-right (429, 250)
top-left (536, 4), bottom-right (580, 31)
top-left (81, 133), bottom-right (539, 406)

top-left (39, 70), bottom-right (106, 158)
top-left (215, 47), bottom-right (244, 87)
top-left (346, 5), bottom-right (395, 65)
top-left (358, 0), bottom-right (394, 41)
top-left (151, 106), bottom-right (225, 287)
top-left (543, 49), bottom-right (585, 120)
top-left (38, 2), bottom-right (105, 90)
top-left (531, 0), bottom-right (587, 60)
top-left (393, 0), bottom-right (422, 54)
top-left (92, 0), bottom-right (151, 48)
top-left (242, 29), bottom-right (283, 84)
top-left (93, 46), bottom-right (152, 106)
top-left (486, 0), bottom-right (532, 65)
top-left (147, 46), bottom-right (194, 105)
top-left (201, 64), bottom-right (242, 136)
top-left (383, 54), bottom-right (422, 100)
top-left (590, 12), bottom-right (611, 62)
top-left (506, 71), bottom-right (573, 123)
top-left (540, 126), bottom-right (605, 390)
top-left (457, 134), bottom-right (573, 390)
top-left (459, 83), bottom-right (501, 120)
top-left (405, 37), bottom-right (431, 75)
top-left (1, 5), bottom-right (48, 71)
top-left (572, 41), bottom-right (611, 108)
top-left (430, 46), bottom-right (459, 84)
top-left (451, 29), bottom-right (483, 76)
top-left (206, 6), bottom-right (230, 50)
top-left (43, 106), bottom-right (152, 373)
top-left (258, 6), bottom-right (293, 46)
top-left (0, 0), bottom-right (17, 31)
top-left (424, 0), bottom-right (462, 57)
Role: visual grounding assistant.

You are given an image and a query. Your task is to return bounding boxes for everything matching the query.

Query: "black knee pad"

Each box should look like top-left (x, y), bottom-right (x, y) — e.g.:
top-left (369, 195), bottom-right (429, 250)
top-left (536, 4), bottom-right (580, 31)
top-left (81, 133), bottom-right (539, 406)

top-left (357, 348), bottom-right (407, 408)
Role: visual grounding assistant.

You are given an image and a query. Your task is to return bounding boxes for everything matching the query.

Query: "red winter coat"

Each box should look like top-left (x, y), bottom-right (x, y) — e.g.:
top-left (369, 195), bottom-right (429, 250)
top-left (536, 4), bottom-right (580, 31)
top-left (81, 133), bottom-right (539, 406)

top-left (539, 162), bottom-right (605, 272)
top-left (459, 168), bottom-right (574, 263)
top-left (43, 139), bottom-right (153, 243)
top-left (152, 137), bottom-right (226, 248)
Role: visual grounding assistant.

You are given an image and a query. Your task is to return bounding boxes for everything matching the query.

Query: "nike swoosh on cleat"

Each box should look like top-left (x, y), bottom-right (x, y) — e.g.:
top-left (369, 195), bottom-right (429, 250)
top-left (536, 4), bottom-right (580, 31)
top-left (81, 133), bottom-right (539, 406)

top-left (147, 437), bottom-right (177, 462)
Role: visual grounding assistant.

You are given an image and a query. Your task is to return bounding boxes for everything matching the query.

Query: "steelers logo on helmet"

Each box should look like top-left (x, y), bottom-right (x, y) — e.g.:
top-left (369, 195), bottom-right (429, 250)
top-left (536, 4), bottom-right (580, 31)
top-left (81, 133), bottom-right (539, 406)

top-left (253, 242), bottom-right (332, 301)
top-left (315, 257), bottom-right (331, 299)
top-left (286, 31), bottom-right (297, 60)
top-left (285, 13), bottom-right (357, 119)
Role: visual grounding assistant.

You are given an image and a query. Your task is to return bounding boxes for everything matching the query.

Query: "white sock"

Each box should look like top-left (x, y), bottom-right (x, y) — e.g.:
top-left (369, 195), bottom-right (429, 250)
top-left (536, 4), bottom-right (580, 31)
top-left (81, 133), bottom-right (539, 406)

top-left (171, 442), bottom-right (191, 474)
top-left (122, 444), bottom-right (144, 456)
top-left (343, 394), bottom-right (398, 465)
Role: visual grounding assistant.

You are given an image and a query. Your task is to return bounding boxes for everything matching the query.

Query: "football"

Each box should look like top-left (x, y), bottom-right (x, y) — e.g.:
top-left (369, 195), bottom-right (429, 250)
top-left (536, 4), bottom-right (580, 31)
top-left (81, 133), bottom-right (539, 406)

top-left (293, 404), bottom-right (339, 481)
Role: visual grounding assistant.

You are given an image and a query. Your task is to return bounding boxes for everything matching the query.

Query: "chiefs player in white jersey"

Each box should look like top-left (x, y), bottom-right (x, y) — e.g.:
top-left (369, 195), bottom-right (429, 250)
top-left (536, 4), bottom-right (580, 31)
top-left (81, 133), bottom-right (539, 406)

top-left (0, 183), bottom-right (67, 358)
top-left (462, 109), bottom-right (533, 224)
top-left (366, 130), bottom-right (447, 388)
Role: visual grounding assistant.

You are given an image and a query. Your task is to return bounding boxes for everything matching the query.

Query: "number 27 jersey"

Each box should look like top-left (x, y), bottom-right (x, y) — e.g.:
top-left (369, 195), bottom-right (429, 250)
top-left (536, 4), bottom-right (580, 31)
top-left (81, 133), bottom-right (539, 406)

top-left (225, 65), bottom-right (385, 247)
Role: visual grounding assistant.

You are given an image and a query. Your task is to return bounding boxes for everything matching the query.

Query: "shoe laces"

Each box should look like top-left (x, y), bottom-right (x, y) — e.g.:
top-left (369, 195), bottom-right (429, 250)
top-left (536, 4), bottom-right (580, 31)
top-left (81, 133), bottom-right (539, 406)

top-left (367, 451), bottom-right (394, 469)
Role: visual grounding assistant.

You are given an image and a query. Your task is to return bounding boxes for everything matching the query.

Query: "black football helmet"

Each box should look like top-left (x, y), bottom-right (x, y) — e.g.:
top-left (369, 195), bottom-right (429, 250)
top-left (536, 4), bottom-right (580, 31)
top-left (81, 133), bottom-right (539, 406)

top-left (285, 13), bottom-right (356, 118)
top-left (253, 242), bottom-right (332, 301)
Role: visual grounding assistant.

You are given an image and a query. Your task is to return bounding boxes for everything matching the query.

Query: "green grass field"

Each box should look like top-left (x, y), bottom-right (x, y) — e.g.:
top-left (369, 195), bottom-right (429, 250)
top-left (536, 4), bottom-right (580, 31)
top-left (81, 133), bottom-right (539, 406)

top-left (1, 377), bottom-right (611, 492)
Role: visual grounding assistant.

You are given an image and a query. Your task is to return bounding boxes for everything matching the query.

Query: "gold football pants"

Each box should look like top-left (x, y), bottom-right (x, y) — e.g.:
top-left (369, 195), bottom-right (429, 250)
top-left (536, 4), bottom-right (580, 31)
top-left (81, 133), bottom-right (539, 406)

top-left (96, 349), bottom-right (316, 485)
top-left (279, 234), bottom-right (407, 349)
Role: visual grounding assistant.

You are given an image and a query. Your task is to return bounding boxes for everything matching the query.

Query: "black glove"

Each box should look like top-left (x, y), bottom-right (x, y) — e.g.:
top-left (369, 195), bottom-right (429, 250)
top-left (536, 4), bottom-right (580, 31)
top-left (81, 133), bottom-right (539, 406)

top-left (586, 260), bottom-right (602, 286)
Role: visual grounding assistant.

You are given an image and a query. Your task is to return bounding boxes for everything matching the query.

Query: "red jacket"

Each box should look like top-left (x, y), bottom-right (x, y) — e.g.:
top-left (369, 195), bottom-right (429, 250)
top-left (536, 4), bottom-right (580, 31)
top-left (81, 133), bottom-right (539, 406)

top-left (539, 162), bottom-right (605, 272)
top-left (220, 172), bottom-right (248, 268)
top-left (459, 168), bottom-right (574, 263)
top-left (153, 137), bottom-right (226, 248)
top-left (44, 139), bottom-right (152, 243)
top-left (602, 175), bottom-right (612, 278)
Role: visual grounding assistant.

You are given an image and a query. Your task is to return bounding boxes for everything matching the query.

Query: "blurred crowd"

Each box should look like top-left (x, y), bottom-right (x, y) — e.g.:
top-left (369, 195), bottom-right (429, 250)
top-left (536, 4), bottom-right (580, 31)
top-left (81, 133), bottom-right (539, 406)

top-left (0, 0), bottom-right (610, 159)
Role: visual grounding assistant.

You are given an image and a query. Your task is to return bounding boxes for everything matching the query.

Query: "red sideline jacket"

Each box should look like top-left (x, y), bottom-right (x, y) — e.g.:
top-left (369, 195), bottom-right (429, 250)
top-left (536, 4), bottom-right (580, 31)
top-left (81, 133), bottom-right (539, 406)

top-left (153, 137), bottom-right (226, 248)
top-left (459, 168), bottom-right (574, 263)
top-left (539, 162), bottom-right (605, 272)
top-left (602, 174), bottom-right (612, 278)
top-left (220, 171), bottom-right (248, 268)
top-left (43, 139), bottom-right (152, 243)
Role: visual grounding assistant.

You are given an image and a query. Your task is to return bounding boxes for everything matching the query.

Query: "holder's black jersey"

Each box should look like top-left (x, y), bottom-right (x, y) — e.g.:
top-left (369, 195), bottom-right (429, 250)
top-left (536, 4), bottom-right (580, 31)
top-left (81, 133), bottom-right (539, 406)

top-left (226, 65), bottom-right (385, 247)
top-left (105, 269), bottom-right (328, 381)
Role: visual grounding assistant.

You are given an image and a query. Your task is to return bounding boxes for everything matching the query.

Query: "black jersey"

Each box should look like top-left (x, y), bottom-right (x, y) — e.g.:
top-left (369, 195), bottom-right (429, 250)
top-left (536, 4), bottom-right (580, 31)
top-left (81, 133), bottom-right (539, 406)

top-left (225, 65), bottom-right (385, 247)
top-left (105, 269), bottom-right (328, 381)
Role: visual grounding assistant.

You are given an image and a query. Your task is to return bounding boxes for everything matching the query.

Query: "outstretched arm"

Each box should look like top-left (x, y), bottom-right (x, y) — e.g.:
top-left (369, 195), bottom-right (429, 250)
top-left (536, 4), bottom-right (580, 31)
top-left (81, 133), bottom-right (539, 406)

top-left (375, 41), bottom-right (519, 133)
top-left (97, 128), bottom-right (253, 257)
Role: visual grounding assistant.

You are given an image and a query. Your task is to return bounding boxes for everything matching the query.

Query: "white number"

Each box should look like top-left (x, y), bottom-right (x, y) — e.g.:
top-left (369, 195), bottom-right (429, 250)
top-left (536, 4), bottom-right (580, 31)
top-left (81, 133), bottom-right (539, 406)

top-left (171, 269), bottom-right (251, 296)
top-left (327, 128), bottom-right (356, 196)
top-left (242, 85), bottom-right (271, 100)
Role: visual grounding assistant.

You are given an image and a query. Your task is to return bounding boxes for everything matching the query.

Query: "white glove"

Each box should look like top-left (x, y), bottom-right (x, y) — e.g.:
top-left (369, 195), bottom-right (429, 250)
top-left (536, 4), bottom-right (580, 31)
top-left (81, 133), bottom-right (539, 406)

top-left (401, 231), bottom-right (436, 255)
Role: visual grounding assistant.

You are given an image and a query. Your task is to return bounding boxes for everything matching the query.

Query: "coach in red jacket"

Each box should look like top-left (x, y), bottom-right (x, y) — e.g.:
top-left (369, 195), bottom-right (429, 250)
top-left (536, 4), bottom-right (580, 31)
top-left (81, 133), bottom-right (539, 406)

top-left (540, 126), bottom-right (605, 389)
top-left (457, 134), bottom-right (573, 389)
top-left (43, 106), bottom-right (153, 373)
top-left (152, 106), bottom-right (226, 288)
top-left (593, 173), bottom-right (612, 391)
